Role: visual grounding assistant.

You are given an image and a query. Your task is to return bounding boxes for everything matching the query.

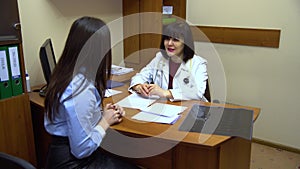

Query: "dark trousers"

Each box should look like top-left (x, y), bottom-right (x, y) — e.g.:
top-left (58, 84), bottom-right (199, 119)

top-left (45, 135), bottom-right (140, 169)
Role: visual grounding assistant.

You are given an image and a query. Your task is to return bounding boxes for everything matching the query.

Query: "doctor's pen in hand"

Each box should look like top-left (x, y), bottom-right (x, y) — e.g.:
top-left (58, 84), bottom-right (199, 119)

top-left (148, 69), bottom-right (164, 86)
top-left (147, 74), bottom-right (154, 84)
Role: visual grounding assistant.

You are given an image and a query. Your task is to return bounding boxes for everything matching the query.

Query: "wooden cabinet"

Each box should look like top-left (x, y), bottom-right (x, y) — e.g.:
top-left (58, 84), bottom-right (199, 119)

top-left (0, 95), bottom-right (36, 165)
top-left (123, 0), bottom-right (186, 70)
top-left (0, 0), bottom-right (37, 166)
top-left (0, 0), bottom-right (21, 41)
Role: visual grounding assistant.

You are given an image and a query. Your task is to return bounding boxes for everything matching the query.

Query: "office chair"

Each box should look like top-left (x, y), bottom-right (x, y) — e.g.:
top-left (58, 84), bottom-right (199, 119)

top-left (204, 77), bottom-right (240, 105)
top-left (204, 78), bottom-right (211, 102)
top-left (0, 152), bottom-right (36, 169)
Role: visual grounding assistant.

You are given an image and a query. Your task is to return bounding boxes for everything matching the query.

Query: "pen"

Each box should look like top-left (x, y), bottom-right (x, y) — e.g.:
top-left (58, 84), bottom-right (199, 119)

top-left (147, 75), bottom-right (154, 84)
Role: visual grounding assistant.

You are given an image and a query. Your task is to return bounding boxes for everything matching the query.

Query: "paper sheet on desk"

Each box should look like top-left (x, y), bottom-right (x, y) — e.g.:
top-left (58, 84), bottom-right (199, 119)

top-left (116, 93), bottom-right (159, 109)
top-left (111, 64), bottom-right (134, 75)
top-left (132, 112), bottom-right (181, 124)
top-left (104, 89), bottom-right (122, 97)
top-left (132, 103), bottom-right (187, 124)
top-left (141, 103), bottom-right (187, 117)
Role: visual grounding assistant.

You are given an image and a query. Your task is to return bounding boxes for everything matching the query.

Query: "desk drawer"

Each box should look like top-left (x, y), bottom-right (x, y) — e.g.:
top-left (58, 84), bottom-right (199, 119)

top-left (127, 149), bottom-right (172, 169)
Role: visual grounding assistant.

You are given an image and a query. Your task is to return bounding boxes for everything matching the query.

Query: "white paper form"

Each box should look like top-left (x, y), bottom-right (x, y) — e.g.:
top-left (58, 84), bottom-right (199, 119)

top-left (132, 103), bottom-right (187, 124)
top-left (141, 103), bottom-right (187, 117)
top-left (132, 112), bottom-right (180, 124)
top-left (116, 93), bottom-right (159, 110)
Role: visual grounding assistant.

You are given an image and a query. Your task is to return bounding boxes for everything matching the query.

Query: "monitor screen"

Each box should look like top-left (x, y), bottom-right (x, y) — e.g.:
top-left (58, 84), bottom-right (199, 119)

top-left (39, 38), bottom-right (56, 85)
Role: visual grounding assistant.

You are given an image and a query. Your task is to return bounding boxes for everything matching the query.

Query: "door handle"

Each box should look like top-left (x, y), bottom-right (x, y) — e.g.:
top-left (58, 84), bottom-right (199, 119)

top-left (13, 23), bottom-right (21, 30)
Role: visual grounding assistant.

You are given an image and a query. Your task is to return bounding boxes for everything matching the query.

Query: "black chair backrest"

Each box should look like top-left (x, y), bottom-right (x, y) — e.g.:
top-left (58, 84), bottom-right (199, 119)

top-left (204, 79), bottom-right (211, 102)
top-left (0, 152), bottom-right (36, 169)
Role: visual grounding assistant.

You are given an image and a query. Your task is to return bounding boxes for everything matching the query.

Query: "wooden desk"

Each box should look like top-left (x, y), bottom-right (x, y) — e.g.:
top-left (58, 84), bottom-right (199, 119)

top-left (29, 77), bottom-right (260, 169)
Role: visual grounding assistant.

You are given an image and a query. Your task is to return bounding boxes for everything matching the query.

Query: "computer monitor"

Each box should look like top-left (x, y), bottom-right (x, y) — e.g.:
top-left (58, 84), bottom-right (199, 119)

top-left (39, 38), bottom-right (56, 96)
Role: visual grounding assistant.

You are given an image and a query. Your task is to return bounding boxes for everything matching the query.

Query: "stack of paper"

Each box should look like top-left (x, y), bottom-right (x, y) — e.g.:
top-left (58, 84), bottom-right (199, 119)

top-left (132, 103), bottom-right (187, 124)
top-left (116, 93), bottom-right (159, 110)
top-left (111, 64), bottom-right (134, 75)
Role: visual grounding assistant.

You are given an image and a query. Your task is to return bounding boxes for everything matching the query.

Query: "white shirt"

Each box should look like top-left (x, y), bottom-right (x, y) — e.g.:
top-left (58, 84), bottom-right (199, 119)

top-left (44, 74), bottom-right (106, 159)
top-left (129, 52), bottom-right (208, 101)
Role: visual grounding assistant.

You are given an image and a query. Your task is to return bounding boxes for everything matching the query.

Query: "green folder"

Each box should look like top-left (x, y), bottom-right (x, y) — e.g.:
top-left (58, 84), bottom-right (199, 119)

top-left (0, 46), bottom-right (13, 99)
top-left (8, 45), bottom-right (23, 96)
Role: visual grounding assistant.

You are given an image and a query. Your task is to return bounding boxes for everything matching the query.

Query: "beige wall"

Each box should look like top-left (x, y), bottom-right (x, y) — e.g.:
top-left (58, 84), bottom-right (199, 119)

top-left (17, 0), bottom-right (124, 86)
top-left (18, 0), bottom-right (300, 149)
top-left (188, 0), bottom-right (300, 149)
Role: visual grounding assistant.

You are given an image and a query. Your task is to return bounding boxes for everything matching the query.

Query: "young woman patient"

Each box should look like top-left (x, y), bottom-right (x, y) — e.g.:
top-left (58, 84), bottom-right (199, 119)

top-left (44, 16), bottom-right (139, 169)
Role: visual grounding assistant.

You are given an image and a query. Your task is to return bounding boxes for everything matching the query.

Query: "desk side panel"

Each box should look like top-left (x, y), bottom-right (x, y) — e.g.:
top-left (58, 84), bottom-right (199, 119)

top-left (101, 131), bottom-right (173, 169)
top-left (30, 101), bottom-right (51, 169)
top-left (123, 150), bottom-right (172, 169)
top-left (219, 137), bottom-right (251, 169)
top-left (174, 143), bottom-right (219, 169)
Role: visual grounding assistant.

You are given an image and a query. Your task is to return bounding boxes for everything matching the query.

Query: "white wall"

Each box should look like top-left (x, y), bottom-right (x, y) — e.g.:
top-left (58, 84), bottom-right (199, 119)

top-left (18, 0), bottom-right (300, 149)
top-left (188, 0), bottom-right (300, 149)
top-left (17, 0), bottom-right (124, 86)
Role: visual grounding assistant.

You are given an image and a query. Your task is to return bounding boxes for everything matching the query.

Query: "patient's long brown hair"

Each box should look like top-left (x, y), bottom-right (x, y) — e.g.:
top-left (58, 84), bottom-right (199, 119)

top-left (44, 16), bottom-right (112, 121)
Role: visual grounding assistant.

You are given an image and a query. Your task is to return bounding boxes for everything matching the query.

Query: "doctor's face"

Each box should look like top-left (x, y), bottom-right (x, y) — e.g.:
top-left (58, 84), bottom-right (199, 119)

top-left (164, 37), bottom-right (184, 58)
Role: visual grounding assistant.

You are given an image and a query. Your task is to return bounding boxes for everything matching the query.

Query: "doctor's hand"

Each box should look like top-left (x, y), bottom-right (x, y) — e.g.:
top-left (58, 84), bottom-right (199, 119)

top-left (132, 84), bottom-right (151, 96)
top-left (148, 84), bottom-right (173, 99)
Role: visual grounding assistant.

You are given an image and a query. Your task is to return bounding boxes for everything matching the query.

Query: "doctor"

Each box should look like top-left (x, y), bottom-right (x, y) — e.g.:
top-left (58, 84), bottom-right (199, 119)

top-left (129, 20), bottom-right (208, 101)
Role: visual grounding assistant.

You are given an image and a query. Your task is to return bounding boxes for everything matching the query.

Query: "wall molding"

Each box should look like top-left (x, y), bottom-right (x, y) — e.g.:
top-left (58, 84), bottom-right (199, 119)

top-left (191, 26), bottom-right (281, 48)
top-left (252, 137), bottom-right (300, 154)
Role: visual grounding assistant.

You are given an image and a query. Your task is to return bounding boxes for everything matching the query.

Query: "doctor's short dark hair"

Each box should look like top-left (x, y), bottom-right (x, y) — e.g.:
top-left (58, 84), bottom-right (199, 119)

top-left (160, 20), bottom-right (195, 63)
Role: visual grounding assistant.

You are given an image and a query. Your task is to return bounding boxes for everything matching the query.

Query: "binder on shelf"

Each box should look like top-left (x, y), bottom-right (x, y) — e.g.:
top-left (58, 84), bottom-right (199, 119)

top-left (0, 46), bottom-right (13, 99)
top-left (8, 45), bottom-right (23, 96)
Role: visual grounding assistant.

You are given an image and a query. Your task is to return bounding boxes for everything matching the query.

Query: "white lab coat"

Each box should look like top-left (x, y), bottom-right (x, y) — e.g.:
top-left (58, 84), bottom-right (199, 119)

top-left (129, 52), bottom-right (208, 101)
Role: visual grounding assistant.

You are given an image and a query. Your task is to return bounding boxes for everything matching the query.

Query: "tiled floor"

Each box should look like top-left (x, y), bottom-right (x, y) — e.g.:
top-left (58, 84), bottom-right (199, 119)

top-left (251, 143), bottom-right (300, 169)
